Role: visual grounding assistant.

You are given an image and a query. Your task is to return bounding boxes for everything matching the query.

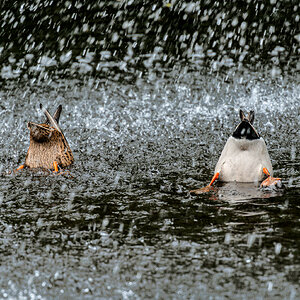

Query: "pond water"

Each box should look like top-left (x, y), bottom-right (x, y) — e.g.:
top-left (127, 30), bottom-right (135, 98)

top-left (0, 72), bottom-right (299, 299)
top-left (0, 1), bottom-right (299, 299)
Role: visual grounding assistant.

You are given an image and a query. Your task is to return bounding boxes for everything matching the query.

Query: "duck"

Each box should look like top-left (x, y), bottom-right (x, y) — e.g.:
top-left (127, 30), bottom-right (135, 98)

top-left (190, 110), bottom-right (281, 194)
top-left (16, 104), bottom-right (74, 173)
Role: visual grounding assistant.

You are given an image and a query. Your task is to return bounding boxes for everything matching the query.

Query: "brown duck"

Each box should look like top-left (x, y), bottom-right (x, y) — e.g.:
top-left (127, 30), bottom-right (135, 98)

top-left (16, 104), bottom-right (74, 172)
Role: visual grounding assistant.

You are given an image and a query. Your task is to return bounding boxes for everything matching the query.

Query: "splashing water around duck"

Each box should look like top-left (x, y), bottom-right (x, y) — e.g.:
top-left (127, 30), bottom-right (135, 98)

top-left (190, 110), bottom-right (281, 195)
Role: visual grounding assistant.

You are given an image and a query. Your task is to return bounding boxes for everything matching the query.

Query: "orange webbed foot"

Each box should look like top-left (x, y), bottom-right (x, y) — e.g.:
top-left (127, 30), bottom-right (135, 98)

top-left (260, 176), bottom-right (282, 188)
top-left (52, 161), bottom-right (71, 177)
top-left (13, 164), bottom-right (25, 173)
top-left (190, 172), bottom-right (219, 195)
top-left (260, 167), bottom-right (282, 188)
top-left (190, 185), bottom-right (213, 195)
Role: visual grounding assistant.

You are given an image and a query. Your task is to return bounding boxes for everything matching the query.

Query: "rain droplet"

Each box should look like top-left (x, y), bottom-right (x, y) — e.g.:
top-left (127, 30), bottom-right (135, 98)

top-left (224, 232), bottom-right (231, 244)
top-left (119, 223), bottom-right (124, 232)
top-left (290, 145), bottom-right (296, 160)
top-left (46, 190), bottom-right (52, 199)
top-left (275, 243), bottom-right (282, 255)
top-left (60, 183), bottom-right (67, 192)
top-left (267, 281), bottom-right (273, 291)
top-left (247, 233), bottom-right (256, 248)
top-left (102, 218), bottom-right (109, 229)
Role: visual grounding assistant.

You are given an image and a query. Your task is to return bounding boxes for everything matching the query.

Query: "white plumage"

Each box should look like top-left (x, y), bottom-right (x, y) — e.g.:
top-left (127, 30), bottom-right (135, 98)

top-left (215, 136), bottom-right (273, 182)
top-left (190, 109), bottom-right (281, 194)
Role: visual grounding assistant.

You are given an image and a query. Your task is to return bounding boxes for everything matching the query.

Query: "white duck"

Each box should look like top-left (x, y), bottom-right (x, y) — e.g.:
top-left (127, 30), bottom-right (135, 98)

top-left (190, 110), bottom-right (281, 194)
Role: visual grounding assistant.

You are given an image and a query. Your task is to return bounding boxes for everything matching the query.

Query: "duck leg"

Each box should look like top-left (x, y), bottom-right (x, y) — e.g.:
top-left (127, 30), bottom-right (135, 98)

top-left (52, 161), bottom-right (71, 176)
top-left (53, 161), bottom-right (59, 172)
top-left (190, 172), bottom-right (219, 194)
top-left (15, 164), bottom-right (25, 171)
top-left (260, 167), bottom-right (281, 187)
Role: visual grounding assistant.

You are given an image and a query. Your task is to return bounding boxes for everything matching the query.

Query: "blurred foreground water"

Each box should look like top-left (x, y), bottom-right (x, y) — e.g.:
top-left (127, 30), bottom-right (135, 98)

top-left (0, 1), bottom-right (299, 299)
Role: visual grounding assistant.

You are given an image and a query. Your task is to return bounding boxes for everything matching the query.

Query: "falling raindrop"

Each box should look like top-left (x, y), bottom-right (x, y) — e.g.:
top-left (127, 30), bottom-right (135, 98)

top-left (224, 232), bottom-right (231, 244)
top-left (275, 243), bottom-right (282, 255)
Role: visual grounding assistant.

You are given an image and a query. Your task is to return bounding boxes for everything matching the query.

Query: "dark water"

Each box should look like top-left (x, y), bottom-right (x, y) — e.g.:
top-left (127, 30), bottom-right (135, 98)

top-left (0, 1), bottom-right (300, 299)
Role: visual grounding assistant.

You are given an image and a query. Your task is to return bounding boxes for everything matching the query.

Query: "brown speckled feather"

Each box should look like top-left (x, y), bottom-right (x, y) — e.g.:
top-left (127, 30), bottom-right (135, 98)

top-left (24, 105), bottom-right (74, 170)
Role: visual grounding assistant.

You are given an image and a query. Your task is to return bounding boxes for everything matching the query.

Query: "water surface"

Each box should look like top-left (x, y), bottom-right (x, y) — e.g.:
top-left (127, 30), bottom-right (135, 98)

top-left (0, 72), bottom-right (299, 299)
top-left (0, 1), bottom-right (299, 299)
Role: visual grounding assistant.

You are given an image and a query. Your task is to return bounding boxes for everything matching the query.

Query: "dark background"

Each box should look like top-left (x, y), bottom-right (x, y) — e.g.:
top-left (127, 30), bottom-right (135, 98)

top-left (0, 0), bottom-right (299, 79)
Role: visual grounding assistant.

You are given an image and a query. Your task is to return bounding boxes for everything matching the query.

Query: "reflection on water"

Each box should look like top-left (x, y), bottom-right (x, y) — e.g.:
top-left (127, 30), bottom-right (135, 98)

top-left (211, 182), bottom-right (284, 204)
